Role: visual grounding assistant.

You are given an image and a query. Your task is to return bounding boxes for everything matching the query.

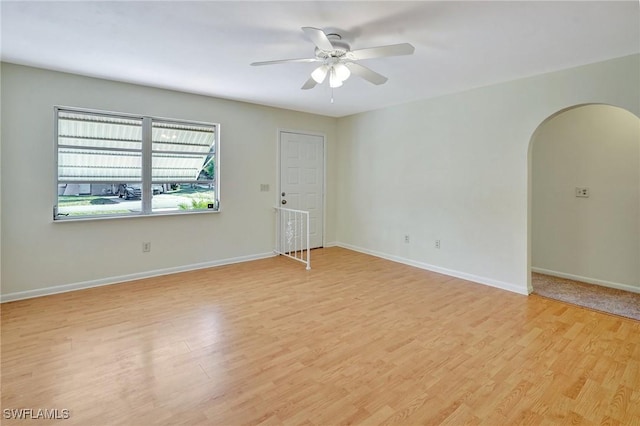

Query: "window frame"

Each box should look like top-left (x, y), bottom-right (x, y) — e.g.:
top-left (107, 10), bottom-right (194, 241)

top-left (54, 106), bottom-right (220, 221)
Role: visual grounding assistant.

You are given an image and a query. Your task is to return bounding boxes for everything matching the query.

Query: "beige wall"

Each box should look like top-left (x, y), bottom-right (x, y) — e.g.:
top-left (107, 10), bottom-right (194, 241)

top-left (0, 63), bottom-right (337, 299)
top-left (335, 54), bottom-right (640, 295)
top-left (531, 105), bottom-right (639, 291)
top-left (2, 54), bottom-right (639, 300)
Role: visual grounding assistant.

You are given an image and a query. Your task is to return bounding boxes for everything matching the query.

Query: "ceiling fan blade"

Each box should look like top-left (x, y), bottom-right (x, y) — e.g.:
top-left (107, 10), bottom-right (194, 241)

top-left (301, 27), bottom-right (334, 51)
top-left (344, 62), bottom-right (388, 85)
top-left (251, 58), bottom-right (319, 66)
top-left (301, 77), bottom-right (317, 90)
top-left (349, 43), bottom-right (415, 60)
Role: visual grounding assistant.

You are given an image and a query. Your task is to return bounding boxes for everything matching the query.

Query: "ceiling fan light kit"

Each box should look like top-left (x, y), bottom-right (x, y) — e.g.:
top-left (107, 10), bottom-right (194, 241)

top-left (333, 62), bottom-right (351, 81)
top-left (251, 27), bottom-right (415, 92)
top-left (312, 62), bottom-right (350, 87)
top-left (329, 67), bottom-right (343, 88)
top-left (311, 64), bottom-right (329, 83)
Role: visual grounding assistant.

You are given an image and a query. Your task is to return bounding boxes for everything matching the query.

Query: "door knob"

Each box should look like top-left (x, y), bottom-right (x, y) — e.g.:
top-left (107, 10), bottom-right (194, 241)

top-left (281, 200), bottom-right (287, 205)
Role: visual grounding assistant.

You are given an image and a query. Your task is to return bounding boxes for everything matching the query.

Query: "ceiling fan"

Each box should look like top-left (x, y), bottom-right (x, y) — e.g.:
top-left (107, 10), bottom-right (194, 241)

top-left (251, 27), bottom-right (415, 90)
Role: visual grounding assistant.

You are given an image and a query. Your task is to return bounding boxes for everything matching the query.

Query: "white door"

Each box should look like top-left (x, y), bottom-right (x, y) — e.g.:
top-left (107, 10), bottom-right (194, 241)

top-left (279, 131), bottom-right (324, 249)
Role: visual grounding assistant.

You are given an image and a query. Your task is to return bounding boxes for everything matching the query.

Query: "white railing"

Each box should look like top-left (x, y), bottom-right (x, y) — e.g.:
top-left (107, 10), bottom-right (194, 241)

top-left (274, 207), bottom-right (311, 270)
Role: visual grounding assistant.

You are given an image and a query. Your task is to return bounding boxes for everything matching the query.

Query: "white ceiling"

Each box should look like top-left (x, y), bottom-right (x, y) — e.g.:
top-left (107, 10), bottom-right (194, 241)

top-left (2, 1), bottom-right (639, 117)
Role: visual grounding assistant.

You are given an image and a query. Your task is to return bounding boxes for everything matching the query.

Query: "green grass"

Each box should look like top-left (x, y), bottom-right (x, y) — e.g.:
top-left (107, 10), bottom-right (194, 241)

top-left (167, 185), bottom-right (214, 196)
top-left (178, 198), bottom-right (215, 210)
top-left (169, 185), bottom-right (215, 203)
top-left (182, 192), bottom-right (215, 200)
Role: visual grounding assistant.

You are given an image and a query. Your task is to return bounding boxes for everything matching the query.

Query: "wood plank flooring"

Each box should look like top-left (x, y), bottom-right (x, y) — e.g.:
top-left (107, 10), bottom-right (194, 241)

top-left (2, 247), bottom-right (639, 425)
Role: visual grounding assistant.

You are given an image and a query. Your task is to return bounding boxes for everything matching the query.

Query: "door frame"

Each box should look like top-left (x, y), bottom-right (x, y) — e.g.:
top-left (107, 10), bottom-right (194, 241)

top-left (276, 128), bottom-right (327, 248)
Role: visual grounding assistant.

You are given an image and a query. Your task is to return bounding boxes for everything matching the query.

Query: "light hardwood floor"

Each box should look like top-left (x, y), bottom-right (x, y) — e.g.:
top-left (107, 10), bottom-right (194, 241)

top-left (2, 247), bottom-right (639, 425)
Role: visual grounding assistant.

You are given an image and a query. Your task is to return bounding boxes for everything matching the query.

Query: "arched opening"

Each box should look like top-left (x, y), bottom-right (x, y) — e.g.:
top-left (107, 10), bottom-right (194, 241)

top-left (527, 104), bottom-right (639, 315)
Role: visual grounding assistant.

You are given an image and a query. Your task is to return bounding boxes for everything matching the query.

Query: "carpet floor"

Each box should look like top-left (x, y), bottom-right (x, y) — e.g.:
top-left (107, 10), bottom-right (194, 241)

top-left (532, 272), bottom-right (640, 321)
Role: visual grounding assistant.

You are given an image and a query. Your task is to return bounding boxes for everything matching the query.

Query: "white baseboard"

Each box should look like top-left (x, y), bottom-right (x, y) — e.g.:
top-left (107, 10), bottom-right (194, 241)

top-left (335, 242), bottom-right (529, 295)
top-left (531, 267), bottom-right (640, 294)
top-left (1, 252), bottom-right (276, 303)
top-left (323, 241), bottom-right (339, 248)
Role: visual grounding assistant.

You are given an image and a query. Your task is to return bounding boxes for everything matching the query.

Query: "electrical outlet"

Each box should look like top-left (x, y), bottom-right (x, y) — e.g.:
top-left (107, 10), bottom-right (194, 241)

top-left (435, 239), bottom-right (441, 249)
top-left (575, 187), bottom-right (589, 198)
top-left (404, 235), bottom-right (410, 244)
top-left (142, 242), bottom-right (151, 253)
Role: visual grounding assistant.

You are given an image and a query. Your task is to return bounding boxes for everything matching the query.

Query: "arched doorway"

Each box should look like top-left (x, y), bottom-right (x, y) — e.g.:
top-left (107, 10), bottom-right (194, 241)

top-left (528, 104), bottom-right (639, 313)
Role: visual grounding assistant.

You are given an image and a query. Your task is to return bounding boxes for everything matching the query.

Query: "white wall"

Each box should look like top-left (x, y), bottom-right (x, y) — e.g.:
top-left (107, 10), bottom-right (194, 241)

top-left (532, 105), bottom-right (639, 291)
top-left (0, 63), bottom-right (337, 300)
top-left (335, 54), bottom-right (640, 295)
top-left (3, 55), bottom-right (639, 301)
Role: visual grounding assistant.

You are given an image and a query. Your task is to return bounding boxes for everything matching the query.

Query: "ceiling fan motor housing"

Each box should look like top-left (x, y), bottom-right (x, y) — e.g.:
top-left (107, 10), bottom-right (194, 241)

top-left (315, 34), bottom-right (351, 59)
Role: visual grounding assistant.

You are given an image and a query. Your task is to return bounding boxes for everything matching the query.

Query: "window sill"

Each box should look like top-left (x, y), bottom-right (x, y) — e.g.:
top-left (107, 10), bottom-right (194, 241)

top-left (53, 208), bottom-right (221, 223)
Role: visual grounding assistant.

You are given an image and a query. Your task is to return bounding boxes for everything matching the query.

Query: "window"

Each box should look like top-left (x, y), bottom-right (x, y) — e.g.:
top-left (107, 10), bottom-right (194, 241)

top-left (55, 107), bottom-right (219, 220)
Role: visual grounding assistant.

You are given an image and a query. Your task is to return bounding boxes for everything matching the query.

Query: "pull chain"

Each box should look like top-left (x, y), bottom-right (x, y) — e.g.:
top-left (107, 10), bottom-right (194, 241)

top-left (331, 88), bottom-right (334, 104)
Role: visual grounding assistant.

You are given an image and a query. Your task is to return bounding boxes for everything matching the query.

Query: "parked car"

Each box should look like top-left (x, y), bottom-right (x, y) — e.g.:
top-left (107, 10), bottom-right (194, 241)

top-left (117, 184), bottom-right (164, 199)
top-left (117, 184), bottom-right (141, 200)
